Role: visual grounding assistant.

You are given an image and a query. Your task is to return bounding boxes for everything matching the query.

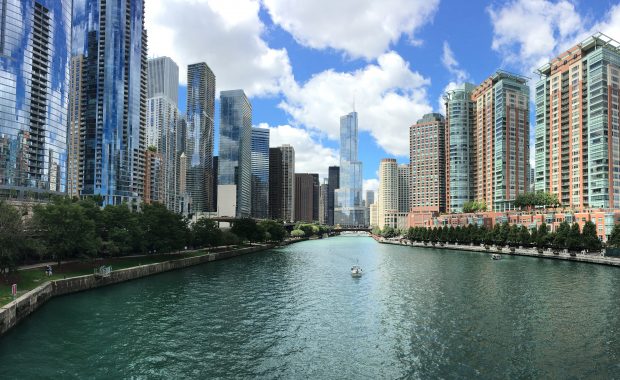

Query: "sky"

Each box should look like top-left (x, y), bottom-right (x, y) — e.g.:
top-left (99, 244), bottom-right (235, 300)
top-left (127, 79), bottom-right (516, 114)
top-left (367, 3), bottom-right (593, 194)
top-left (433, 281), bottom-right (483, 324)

top-left (145, 0), bottom-right (620, 196)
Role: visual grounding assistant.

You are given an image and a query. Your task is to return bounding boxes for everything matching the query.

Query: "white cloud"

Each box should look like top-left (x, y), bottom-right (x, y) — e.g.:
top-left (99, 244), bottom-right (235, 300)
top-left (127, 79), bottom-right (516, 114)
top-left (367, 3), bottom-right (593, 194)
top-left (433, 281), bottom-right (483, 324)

top-left (262, 0), bottom-right (440, 59)
top-left (591, 4), bottom-right (620, 42)
top-left (279, 52), bottom-right (433, 157)
top-left (487, 0), bottom-right (585, 70)
top-left (145, 0), bottom-right (293, 96)
top-left (260, 123), bottom-right (339, 179)
top-left (438, 42), bottom-right (471, 112)
top-left (441, 42), bottom-right (469, 83)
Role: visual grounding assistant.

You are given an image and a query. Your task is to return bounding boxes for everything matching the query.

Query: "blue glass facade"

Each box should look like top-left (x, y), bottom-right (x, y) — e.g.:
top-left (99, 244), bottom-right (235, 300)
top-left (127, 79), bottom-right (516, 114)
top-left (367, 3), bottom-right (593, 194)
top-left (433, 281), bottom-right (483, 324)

top-left (445, 83), bottom-right (475, 212)
top-left (218, 89), bottom-right (252, 218)
top-left (335, 112), bottom-right (365, 226)
top-left (0, 0), bottom-right (71, 198)
top-left (71, 0), bottom-right (147, 205)
top-left (186, 62), bottom-right (215, 213)
top-left (251, 127), bottom-right (269, 219)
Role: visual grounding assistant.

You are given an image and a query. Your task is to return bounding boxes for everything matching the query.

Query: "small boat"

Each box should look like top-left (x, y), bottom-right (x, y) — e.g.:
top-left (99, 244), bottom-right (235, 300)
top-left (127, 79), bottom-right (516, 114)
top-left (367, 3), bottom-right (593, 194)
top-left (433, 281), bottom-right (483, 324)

top-left (492, 254), bottom-right (502, 260)
top-left (351, 265), bottom-right (363, 277)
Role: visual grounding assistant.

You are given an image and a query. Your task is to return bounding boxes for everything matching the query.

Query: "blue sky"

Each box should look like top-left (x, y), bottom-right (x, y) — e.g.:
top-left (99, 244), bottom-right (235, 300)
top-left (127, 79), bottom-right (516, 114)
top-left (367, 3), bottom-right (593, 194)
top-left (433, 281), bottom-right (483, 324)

top-left (147, 0), bottom-right (620, 194)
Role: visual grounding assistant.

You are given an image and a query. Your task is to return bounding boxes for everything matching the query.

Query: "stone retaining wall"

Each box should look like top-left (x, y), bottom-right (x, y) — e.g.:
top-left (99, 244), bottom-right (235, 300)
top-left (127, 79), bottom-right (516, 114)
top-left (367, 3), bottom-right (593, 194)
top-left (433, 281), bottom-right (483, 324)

top-left (0, 245), bottom-right (272, 336)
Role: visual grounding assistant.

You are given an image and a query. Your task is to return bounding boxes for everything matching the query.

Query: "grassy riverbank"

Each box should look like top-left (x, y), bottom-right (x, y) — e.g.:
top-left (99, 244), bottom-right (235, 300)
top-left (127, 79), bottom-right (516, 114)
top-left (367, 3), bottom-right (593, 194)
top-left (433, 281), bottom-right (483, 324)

top-left (0, 249), bottom-right (217, 306)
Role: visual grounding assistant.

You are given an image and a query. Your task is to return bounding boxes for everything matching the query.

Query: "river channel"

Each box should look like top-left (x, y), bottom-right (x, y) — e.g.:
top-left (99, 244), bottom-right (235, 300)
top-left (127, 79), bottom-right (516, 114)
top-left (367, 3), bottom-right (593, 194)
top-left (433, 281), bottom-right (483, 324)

top-left (1, 236), bottom-right (619, 378)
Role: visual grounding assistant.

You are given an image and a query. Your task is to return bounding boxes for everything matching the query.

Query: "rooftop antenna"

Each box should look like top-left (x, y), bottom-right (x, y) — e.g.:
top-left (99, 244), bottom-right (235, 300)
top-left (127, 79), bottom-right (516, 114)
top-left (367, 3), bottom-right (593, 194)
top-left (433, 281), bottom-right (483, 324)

top-left (352, 90), bottom-right (356, 112)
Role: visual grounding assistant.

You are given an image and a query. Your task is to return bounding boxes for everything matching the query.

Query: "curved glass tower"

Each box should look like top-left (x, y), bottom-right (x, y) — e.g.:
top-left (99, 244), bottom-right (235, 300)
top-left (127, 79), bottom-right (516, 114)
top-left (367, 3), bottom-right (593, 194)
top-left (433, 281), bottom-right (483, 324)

top-left (334, 112), bottom-right (365, 226)
top-left (186, 62), bottom-right (215, 214)
top-left (70, 0), bottom-right (148, 205)
top-left (0, 0), bottom-right (72, 199)
top-left (445, 83), bottom-right (475, 213)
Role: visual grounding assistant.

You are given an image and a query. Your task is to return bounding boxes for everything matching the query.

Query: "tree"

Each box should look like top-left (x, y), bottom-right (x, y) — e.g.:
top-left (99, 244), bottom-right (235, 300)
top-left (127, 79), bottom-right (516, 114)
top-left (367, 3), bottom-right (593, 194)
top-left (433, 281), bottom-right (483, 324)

top-left (507, 224), bottom-right (520, 246)
top-left (582, 221), bottom-right (602, 252)
top-left (463, 200), bottom-right (487, 213)
top-left (101, 204), bottom-right (144, 255)
top-left (608, 223), bottom-right (620, 248)
top-left (259, 220), bottom-right (287, 242)
top-left (192, 218), bottom-right (222, 247)
top-left (382, 226), bottom-right (397, 238)
top-left (554, 221), bottom-right (570, 249)
top-left (140, 203), bottom-right (189, 253)
top-left (566, 223), bottom-right (582, 251)
top-left (33, 199), bottom-right (99, 265)
top-left (230, 218), bottom-right (264, 242)
top-left (0, 202), bottom-right (24, 276)
top-left (291, 229), bottom-right (305, 238)
top-left (518, 226), bottom-right (531, 246)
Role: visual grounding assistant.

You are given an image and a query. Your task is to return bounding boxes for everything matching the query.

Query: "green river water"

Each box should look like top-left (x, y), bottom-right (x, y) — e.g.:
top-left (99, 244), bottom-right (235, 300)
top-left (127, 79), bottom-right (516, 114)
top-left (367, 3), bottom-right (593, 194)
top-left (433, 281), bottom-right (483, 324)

top-left (1, 236), bottom-right (619, 378)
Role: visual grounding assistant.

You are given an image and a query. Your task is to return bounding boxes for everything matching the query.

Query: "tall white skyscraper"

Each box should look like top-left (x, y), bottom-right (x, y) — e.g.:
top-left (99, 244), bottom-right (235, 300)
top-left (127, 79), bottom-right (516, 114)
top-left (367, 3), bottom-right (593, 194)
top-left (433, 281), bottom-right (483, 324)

top-left (334, 112), bottom-right (365, 226)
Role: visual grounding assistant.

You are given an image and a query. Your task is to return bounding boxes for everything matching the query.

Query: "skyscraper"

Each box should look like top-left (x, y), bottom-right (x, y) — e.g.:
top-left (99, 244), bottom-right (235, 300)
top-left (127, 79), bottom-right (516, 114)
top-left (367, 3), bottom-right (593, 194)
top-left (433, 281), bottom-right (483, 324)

top-left (218, 90), bottom-right (252, 218)
top-left (364, 189), bottom-right (375, 227)
top-left (0, 1), bottom-right (71, 199)
top-left (398, 164), bottom-right (410, 213)
top-left (144, 148), bottom-right (164, 204)
top-left (268, 145), bottom-right (295, 222)
top-left (334, 112), bottom-right (365, 226)
top-left (410, 114), bottom-right (446, 213)
top-left (366, 190), bottom-right (375, 206)
top-left (251, 128), bottom-right (270, 219)
top-left (377, 159), bottom-right (398, 229)
top-left (535, 34), bottom-right (620, 209)
top-left (319, 181), bottom-right (329, 225)
top-left (471, 71), bottom-right (529, 211)
top-left (295, 173), bottom-right (319, 222)
top-left (71, 0), bottom-right (148, 205)
top-left (147, 57), bottom-right (180, 210)
top-left (327, 166), bottom-right (340, 225)
top-left (445, 83), bottom-right (476, 212)
top-left (212, 156), bottom-right (219, 211)
top-left (186, 63), bottom-right (216, 214)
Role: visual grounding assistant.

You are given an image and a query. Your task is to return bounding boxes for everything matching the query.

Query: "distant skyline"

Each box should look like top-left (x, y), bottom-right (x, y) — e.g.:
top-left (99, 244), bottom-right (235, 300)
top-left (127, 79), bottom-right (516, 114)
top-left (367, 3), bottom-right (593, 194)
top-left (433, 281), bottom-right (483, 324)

top-left (145, 0), bottom-right (620, 194)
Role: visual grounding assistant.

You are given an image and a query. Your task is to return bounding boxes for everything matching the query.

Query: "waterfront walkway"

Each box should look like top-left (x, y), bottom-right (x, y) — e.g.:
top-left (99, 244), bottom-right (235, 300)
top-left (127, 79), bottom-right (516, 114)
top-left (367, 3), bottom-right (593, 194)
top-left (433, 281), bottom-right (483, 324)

top-left (378, 238), bottom-right (620, 267)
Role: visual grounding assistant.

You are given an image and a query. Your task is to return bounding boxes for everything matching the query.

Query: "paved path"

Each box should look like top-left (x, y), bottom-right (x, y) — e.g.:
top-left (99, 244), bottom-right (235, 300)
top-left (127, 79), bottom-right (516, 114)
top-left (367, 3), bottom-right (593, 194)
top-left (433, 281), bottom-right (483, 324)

top-left (378, 239), bottom-right (620, 267)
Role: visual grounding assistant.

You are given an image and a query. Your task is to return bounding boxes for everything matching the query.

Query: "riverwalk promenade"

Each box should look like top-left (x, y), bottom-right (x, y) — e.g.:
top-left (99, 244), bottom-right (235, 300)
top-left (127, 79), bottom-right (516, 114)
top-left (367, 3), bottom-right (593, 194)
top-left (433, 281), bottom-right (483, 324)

top-left (376, 236), bottom-right (620, 267)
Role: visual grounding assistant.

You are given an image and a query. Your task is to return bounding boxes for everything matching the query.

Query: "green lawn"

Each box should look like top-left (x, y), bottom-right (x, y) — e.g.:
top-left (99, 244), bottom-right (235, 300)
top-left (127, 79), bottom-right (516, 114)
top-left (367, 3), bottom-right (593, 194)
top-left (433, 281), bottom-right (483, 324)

top-left (0, 250), bottom-right (209, 307)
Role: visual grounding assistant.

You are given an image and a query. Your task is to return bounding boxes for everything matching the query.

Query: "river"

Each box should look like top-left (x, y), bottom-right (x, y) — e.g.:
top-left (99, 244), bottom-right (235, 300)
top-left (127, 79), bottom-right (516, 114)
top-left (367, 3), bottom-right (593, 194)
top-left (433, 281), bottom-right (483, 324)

top-left (1, 236), bottom-right (619, 378)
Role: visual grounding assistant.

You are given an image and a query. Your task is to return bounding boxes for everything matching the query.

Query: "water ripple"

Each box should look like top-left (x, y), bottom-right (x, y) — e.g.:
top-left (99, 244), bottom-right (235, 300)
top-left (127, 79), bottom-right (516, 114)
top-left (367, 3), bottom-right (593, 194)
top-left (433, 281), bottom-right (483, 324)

top-left (1, 237), bottom-right (619, 379)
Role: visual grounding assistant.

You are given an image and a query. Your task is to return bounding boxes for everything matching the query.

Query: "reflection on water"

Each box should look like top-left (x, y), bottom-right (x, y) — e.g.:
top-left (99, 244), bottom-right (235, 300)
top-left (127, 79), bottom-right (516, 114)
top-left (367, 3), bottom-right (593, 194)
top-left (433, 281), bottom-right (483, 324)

top-left (1, 237), bottom-right (619, 378)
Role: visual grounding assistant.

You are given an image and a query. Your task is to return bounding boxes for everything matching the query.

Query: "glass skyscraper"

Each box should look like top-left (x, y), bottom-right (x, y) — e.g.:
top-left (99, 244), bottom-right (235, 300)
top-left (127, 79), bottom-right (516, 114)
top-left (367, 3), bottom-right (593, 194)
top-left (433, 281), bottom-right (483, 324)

top-left (268, 145), bottom-right (295, 222)
top-left (147, 57), bottom-right (180, 210)
top-left (0, 0), bottom-right (71, 199)
top-left (186, 63), bottom-right (216, 214)
top-left (334, 112), bottom-right (365, 226)
top-left (327, 166), bottom-right (339, 226)
top-left (71, 0), bottom-right (148, 205)
top-left (251, 127), bottom-right (269, 219)
top-left (218, 90), bottom-right (252, 218)
top-left (445, 83), bottom-right (475, 213)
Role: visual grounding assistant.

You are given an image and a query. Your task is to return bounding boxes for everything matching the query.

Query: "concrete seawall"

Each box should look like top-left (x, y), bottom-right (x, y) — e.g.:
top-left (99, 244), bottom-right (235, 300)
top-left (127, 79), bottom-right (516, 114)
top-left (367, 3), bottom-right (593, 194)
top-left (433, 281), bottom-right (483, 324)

top-left (0, 244), bottom-right (273, 336)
